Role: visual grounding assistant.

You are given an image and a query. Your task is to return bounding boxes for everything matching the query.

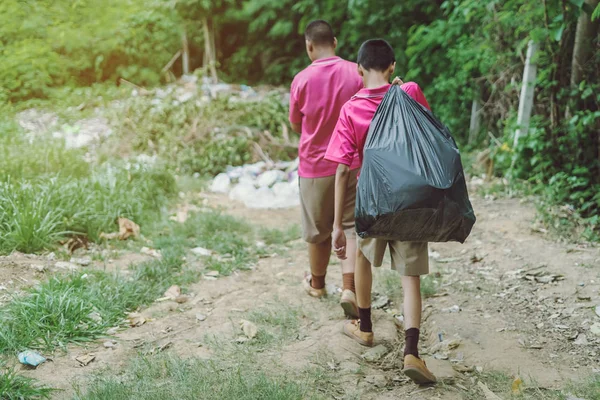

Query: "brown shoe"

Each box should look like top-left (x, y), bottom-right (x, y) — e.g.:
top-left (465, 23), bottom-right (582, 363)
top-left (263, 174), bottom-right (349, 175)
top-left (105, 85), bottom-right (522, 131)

top-left (303, 275), bottom-right (326, 298)
top-left (340, 290), bottom-right (359, 318)
top-left (402, 354), bottom-right (437, 385)
top-left (343, 320), bottom-right (374, 347)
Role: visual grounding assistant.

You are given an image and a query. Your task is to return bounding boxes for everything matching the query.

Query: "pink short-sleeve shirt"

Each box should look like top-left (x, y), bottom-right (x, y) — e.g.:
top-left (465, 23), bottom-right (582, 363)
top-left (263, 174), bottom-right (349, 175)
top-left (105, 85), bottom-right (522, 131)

top-left (289, 57), bottom-right (363, 178)
top-left (325, 82), bottom-right (430, 171)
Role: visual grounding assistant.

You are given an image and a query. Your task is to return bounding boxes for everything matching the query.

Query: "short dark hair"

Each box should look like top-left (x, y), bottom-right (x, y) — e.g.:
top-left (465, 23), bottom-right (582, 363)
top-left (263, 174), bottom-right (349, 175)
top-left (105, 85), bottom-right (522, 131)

top-left (305, 20), bottom-right (335, 47)
top-left (357, 39), bottom-right (395, 72)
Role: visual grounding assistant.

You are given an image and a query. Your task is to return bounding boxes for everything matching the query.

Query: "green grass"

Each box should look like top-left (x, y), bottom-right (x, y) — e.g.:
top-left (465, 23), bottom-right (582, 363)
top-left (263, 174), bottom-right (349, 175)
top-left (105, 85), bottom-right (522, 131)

top-left (259, 225), bottom-right (301, 246)
top-left (420, 274), bottom-right (441, 298)
top-left (374, 269), bottom-right (403, 305)
top-left (466, 371), bottom-right (600, 400)
top-left (73, 353), bottom-right (322, 400)
top-left (0, 363), bottom-right (54, 399)
top-left (374, 269), bottom-right (440, 307)
top-left (245, 302), bottom-right (304, 347)
top-left (0, 164), bottom-right (176, 254)
top-left (152, 210), bottom-right (257, 276)
top-left (0, 248), bottom-right (188, 354)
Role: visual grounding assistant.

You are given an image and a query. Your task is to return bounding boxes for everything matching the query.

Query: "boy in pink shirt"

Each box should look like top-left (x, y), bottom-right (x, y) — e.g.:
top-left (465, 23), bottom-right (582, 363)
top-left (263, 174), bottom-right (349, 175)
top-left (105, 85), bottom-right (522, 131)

top-left (289, 20), bottom-right (363, 317)
top-left (325, 39), bottom-right (436, 384)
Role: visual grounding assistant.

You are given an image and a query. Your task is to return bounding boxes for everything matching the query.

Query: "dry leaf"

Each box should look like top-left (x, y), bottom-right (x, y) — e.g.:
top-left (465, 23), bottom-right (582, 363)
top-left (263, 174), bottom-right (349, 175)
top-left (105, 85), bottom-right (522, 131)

top-left (128, 312), bottom-right (146, 327)
top-left (477, 381), bottom-right (503, 400)
top-left (75, 353), bottom-right (96, 367)
top-left (99, 232), bottom-right (119, 240)
top-left (118, 217), bottom-right (140, 240)
top-left (240, 319), bottom-right (258, 339)
top-left (511, 376), bottom-right (523, 394)
top-left (452, 363), bottom-right (475, 373)
top-left (141, 247), bottom-right (162, 259)
top-left (163, 285), bottom-right (181, 300)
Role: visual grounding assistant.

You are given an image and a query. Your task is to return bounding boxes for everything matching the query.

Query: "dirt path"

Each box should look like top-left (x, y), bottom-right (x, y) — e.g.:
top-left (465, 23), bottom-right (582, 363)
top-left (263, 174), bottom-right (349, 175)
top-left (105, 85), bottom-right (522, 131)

top-left (20, 191), bottom-right (600, 399)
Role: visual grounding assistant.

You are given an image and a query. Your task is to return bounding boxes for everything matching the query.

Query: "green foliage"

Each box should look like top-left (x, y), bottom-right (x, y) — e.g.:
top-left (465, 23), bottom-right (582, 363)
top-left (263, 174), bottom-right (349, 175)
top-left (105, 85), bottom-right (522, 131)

top-left (105, 91), bottom-right (292, 176)
top-left (0, 0), bottom-right (180, 102)
top-left (0, 363), bottom-right (54, 399)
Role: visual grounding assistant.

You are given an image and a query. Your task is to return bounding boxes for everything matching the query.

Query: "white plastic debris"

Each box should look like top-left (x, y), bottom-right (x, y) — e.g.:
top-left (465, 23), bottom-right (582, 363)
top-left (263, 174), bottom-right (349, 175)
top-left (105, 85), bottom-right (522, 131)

top-left (210, 173), bottom-right (231, 193)
top-left (213, 159), bottom-right (300, 209)
top-left (191, 247), bottom-right (212, 257)
top-left (257, 170), bottom-right (285, 188)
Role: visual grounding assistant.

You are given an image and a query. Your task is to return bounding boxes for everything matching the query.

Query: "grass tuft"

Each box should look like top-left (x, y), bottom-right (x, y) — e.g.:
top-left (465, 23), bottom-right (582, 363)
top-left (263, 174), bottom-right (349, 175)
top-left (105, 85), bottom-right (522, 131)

top-left (73, 353), bottom-right (321, 400)
top-left (259, 225), bottom-right (301, 246)
top-left (0, 248), bottom-right (187, 354)
top-left (0, 362), bottom-right (54, 399)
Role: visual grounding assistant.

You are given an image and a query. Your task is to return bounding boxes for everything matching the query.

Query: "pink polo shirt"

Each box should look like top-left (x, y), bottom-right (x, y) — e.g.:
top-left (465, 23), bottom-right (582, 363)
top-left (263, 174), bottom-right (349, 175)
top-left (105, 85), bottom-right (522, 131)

top-left (324, 82), bottom-right (430, 170)
top-left (289, 56), bottom-right (363, 178)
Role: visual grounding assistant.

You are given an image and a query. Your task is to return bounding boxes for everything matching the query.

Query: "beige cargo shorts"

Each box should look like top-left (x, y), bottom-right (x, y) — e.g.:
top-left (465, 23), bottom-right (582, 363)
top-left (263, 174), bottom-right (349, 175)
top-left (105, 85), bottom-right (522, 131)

top-left (299, 169), bottom-right (358, 244)
top-left (358, 237), bottom-right (429, 276)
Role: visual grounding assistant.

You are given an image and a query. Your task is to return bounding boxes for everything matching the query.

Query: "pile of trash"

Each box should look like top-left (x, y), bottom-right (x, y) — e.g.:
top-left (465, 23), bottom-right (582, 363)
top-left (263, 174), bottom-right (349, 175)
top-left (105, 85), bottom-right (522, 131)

top-left (210, 159), bottom-right (299, 209)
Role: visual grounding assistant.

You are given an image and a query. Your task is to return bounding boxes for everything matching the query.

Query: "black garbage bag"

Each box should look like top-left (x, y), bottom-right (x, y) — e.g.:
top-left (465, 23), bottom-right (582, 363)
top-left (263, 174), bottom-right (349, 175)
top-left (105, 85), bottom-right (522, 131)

top-left (355, 85), bottom-right (475, 243)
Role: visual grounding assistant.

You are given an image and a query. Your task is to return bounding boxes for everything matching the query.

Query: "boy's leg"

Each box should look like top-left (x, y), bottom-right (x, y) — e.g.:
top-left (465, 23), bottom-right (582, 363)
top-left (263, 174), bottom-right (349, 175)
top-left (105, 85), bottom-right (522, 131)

top-left (401, 276), bottom-right (422, 357)
top-left (339, 169), bottom-right (359, 317)
top-left (355, 246), bottom-right (373, 331)
top-left (343, 237), bottom-right (386, 346)
top-left (339, 230), bottom-right (358, 317)
top-left (308, 240), bottom-right (331, 289)
top-left (391, 241), bottom-right (436, 384)
top-left (299, 175), bottom-right (336, 297)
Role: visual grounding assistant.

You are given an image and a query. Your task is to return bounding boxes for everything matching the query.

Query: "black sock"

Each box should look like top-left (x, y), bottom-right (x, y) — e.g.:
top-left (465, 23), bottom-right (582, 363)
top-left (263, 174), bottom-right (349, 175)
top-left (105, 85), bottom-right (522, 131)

top-left (358, 307), bottom-right (372, 332)
top-left (404, 328), bottom-right (420, 358)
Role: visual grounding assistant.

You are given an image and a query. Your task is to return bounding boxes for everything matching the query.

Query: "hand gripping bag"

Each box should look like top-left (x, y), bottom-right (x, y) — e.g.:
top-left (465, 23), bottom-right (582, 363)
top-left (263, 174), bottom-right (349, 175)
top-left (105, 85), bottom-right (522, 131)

top-left (355, 85), bottom-right (475, 243)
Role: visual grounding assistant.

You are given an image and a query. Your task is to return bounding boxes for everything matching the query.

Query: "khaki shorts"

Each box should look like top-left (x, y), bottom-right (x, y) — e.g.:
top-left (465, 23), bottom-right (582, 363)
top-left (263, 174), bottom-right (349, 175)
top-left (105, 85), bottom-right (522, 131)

top-left (299, 169), bottom-right (358, 244)
top-left (358, 237), bottom-right (429, 276)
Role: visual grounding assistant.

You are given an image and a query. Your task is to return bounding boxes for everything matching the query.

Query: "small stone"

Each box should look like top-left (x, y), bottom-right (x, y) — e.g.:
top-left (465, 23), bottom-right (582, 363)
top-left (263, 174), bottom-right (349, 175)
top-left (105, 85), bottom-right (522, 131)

top-left (196, 313), bottom-right (207, 322)
top-left (175, 295), bottom-right (189, 304)
top-left (589, 323), bottom-right (600, 337)
top-left (365, 374), bottom-right (388, 388)
top-left (103, 341), bottom-right (117, 349)
top-left (88, 311), bottom-right (102, 324)
top-left (362, 344), bottom-right (389, 362)
top-left (55, 261), bottom-right (79, 271)
top-left (30, 264), bottom-right (46, 272)
top-left (536, 322), bottom-right (544, 329)
top-left (577, 294), bottom-right (591, 301)
top-left (47, 252), bottom-right (56, 261)
top-left (595, 305), bottom-right (600, 318)
top-left (191, 247), bottom-right (212, 257)
top-left (70, 257), bottom-right (92, 266)
top-left (574, 334), bottom-right (588, 346)
top-left (442, 305), bottom-right (461, 313)
top-left (371, 295), bottom-right (389, 309)
top-left (339, 361), bottom-right (361, 374)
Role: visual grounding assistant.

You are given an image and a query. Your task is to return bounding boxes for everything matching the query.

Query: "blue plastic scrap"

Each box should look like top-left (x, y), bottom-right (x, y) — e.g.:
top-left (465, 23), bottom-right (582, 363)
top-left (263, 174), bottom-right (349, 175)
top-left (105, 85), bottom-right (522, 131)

top-left (18, 350), bottom-right (46, 367)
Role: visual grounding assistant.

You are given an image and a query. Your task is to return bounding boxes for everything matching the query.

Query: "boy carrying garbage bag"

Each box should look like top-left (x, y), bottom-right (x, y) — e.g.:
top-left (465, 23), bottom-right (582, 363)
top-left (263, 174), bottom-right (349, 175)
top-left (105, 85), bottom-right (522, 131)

top-left (325, 39), bottom-right (469, 385)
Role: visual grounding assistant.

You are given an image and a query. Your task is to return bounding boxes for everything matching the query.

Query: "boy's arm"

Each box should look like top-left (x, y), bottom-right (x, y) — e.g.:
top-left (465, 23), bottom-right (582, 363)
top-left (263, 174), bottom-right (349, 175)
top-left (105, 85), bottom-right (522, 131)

top-left (332, 164), bottom-right (350, 259)
top-left (324, 106), bottom-right (357, 260)
top-left (289, 80), bottom-right (303, 133)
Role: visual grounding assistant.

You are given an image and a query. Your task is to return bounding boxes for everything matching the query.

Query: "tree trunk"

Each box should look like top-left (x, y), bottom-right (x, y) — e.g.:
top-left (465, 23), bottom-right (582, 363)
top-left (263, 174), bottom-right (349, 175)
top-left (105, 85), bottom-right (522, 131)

top-left (468, 98), bottom-right (481, 145)
top-left (513, 41), bottom-right (538, 150)
top-left (570, 0), bottom-right (599, 87)
top-left (181, 31), bottom-right (190, 75)
top-left (202, 17), bottom-right (218, 83)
